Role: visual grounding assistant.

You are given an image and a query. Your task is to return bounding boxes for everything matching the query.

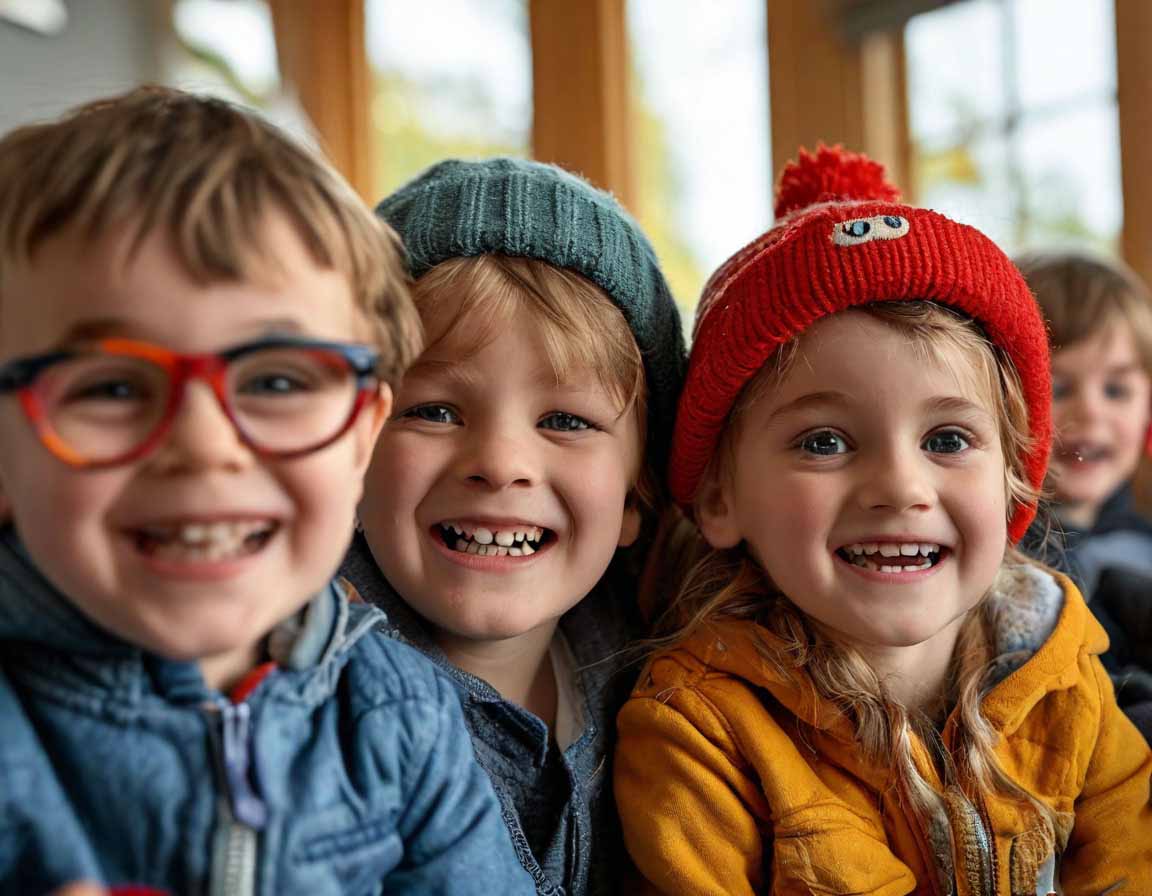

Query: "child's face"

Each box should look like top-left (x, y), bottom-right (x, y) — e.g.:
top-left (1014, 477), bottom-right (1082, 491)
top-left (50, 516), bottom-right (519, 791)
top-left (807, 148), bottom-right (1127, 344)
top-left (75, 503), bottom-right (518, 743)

top-left (698, 311), bottom-right (1007, 653)
top-left (0, 215), bottom-right (385, 683)
top-left (357, 298), bottom-right (642, 650)
top-left (1049, 324), bottom-right (1151, 526)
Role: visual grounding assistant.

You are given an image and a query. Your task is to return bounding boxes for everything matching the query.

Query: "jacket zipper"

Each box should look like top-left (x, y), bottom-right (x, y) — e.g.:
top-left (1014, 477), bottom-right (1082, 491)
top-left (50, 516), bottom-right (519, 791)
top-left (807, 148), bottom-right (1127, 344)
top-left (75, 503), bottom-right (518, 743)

top-left (205, 700), bottom-right (268, 896)
top-left (958, 792), bottom-right (997, 896)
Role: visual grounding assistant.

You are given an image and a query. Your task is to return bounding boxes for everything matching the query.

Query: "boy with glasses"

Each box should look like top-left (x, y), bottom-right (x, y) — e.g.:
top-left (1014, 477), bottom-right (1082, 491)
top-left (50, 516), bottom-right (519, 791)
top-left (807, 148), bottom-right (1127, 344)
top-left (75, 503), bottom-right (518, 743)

top-left (0, 87), bottom-right (532, 895)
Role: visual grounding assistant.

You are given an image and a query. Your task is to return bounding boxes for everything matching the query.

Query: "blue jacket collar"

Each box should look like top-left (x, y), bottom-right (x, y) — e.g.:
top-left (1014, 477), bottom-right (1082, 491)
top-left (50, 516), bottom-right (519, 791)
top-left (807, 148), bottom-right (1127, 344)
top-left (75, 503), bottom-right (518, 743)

top-left (0, 525), bottom-right (380, 704)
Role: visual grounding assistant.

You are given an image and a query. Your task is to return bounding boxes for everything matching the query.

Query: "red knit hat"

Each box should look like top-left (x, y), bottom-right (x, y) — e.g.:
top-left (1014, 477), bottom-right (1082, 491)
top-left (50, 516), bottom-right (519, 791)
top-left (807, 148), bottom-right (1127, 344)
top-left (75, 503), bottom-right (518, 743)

top-left (670, 145), bottom-right (1051, 542)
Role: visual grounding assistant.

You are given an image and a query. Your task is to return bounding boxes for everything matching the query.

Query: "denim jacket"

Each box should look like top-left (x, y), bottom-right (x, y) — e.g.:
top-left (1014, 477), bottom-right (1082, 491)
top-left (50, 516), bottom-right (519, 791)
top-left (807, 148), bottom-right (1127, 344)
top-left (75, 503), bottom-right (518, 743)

top-left (0, 528), bottom-right (533, 896)
top-left (341, 533), bottom-right (638, 896)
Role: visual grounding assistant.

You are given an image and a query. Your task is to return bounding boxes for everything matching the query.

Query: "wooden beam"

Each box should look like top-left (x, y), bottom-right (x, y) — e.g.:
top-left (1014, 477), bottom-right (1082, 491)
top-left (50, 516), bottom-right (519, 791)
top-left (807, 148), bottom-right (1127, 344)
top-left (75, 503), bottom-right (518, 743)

top-left (1115, 0), bottom-right (1152, 288)
top-left (528, 0), bottom-right (634, 209)
top-left (767, 1), bottom-right (911, 197)
top-left (268, 0), bottom-right (372, 200)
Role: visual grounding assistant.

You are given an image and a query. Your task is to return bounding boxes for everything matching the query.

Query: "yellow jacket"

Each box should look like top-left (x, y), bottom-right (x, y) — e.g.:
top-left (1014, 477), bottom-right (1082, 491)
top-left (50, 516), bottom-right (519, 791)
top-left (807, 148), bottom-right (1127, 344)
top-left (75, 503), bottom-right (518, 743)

top-left (615, 568), bottom-right (1152, 895)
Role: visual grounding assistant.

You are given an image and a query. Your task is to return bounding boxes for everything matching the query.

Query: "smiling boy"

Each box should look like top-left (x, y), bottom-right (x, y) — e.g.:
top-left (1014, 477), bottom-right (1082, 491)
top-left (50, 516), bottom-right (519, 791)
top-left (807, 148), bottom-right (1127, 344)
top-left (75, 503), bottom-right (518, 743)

top-left (341, 158), bottom-right (686, 895)
top-left (0, 88), bottom-right (532, 894)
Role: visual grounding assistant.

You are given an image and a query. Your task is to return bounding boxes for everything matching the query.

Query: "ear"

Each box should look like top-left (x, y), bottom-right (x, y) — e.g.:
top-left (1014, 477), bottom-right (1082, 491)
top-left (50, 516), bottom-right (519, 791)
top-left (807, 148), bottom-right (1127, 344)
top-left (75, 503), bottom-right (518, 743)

top-left (618, 494), bottom-right (642, 548)
top-left (694, 472), bottom-right (743, 549)
top-left (352, 384), bottom-right (391, 474)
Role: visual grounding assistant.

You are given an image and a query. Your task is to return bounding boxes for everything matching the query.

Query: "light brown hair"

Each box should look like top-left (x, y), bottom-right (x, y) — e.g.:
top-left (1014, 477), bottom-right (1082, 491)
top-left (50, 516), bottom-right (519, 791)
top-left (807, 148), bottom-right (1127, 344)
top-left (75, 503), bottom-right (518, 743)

top-left (411, 254), bottom-right (655, 509)
top-left (1015, 249), bottom-right (1152, 371)
top-left (0, 85), bottom-right (420, 388)
top-left (647, 301), bottom-right (1057, 859)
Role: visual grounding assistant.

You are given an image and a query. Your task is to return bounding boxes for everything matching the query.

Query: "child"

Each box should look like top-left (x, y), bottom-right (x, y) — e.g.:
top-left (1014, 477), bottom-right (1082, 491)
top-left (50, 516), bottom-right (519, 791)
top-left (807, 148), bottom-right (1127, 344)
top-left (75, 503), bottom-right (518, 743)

top-left (340, 158), bottom-right (686, 895)
top-left (1015, 250), bottom-right (1152, 739)
top-left (0, 88), bottom-right (533, 895)
top-left (1014, 251), bottom-right (1152, 588)
top-left (615, 146), bottom-right (1152, 895)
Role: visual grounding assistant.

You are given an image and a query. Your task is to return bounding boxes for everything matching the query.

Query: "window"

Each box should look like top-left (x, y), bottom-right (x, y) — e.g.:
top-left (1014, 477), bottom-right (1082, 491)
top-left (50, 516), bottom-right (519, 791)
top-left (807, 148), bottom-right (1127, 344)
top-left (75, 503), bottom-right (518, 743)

top-left (367, 0), bottom-right (532, 200)
top-left (628, 0), bottom-right (771, 315)
top-left (906, 0), bottom-right (1120, 253)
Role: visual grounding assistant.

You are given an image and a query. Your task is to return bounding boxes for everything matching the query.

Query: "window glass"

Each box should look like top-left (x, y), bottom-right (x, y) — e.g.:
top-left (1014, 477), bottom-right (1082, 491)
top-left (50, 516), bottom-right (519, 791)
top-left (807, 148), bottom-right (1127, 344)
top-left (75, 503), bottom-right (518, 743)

top-left (367, 0), bottom-right (531, 199)
top-left (906, 0), bottom-right (1119, 253)
top-left (628, 0), bottom-right (770, 315)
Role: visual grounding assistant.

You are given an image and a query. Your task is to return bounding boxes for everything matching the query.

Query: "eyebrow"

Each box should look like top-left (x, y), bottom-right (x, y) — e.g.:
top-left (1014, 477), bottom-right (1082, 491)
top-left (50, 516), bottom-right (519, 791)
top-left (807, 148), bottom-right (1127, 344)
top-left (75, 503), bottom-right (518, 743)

top-left (762, 390), bottom-right (994, 425)
top-left (57, 317), bottom-right (306, 346)
top-left (406, 357), bottom-right (602, 394)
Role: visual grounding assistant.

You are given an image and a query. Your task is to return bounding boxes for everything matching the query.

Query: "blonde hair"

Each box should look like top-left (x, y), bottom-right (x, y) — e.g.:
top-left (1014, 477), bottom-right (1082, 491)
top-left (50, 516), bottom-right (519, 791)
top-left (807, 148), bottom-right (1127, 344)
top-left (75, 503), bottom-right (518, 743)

top-left (1016, 249), bottom-right (1152, 371)
top-left (0, 86), bottom-right (420, 388)
top-left (649, 301), bottom-right (1058, 853)
top-left (411, 254), bottom-right (656, 509)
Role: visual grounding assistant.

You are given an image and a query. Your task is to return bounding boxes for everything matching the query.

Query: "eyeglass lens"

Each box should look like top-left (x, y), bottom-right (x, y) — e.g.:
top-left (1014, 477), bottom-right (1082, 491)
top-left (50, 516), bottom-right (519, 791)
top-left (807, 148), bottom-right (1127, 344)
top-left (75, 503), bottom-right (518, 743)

top-left (31, 345), bottom-right (362, 463)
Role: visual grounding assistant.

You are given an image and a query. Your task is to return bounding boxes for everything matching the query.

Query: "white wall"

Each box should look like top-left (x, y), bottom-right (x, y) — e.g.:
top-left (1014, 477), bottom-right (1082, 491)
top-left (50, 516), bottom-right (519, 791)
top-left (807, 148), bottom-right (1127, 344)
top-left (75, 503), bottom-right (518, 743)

top-left (0, 0), bottom-right (159, 134)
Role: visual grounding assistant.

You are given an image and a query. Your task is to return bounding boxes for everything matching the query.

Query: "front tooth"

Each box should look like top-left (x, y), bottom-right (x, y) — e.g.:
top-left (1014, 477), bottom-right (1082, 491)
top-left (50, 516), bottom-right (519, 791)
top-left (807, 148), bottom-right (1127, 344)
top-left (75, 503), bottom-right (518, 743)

top-left (495, 530), bottom-right (515, 547)
top-left (474, 528), bottom-right (494, 545)
top-left (900, 544), bottom-right (919, 557)
top-left (878, 544), bottom-right (901, 558)
top-left (181, 523), bottom-right (209, 543)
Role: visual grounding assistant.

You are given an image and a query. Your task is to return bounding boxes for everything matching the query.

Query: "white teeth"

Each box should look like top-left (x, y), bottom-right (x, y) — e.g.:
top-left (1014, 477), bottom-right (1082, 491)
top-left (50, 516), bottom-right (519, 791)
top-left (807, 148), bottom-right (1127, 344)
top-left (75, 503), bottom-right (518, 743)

top-left (495, 530), bottom-right (515, 547)
top-left (521, 542), bottom-right (535, 555)
top-left (899, 543), bottom-right (919, 557)
top-left (515, 531), bottom-right (525, 543)
top-left (920, 543), bottom-right (937, 556)
top-left (508, 547), bottom-right (523, 557)
top-left (878, 544), bottom-right (901, 558)
top-left (474, 527), bottom-right (494, 545)
top-left (466, 542), bottom-right (480, 554)
top-left (864, 543), bottom-right (878, 554)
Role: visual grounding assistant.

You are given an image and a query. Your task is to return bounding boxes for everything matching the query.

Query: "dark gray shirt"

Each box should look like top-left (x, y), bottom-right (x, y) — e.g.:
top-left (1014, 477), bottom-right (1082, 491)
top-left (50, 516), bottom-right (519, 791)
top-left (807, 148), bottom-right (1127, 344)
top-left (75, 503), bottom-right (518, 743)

top-left (340, 533), bottom-right (638, 896)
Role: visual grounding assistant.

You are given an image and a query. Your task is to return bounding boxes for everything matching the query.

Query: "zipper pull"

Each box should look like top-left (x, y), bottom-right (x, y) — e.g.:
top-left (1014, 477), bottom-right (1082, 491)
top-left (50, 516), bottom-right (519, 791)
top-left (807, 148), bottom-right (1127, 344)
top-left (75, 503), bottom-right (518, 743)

top-left (218, 702), bottom-right (268, 830)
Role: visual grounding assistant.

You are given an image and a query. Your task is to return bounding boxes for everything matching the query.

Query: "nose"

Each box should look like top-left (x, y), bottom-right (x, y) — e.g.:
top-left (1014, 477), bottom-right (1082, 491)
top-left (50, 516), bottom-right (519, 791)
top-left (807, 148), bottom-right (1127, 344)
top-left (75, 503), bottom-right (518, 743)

top-left (854, 442), bottom-right (935, 513)
top-left (458, 418), bottom-right (540, 490)
top-left (146, 380), bottom-right (254, 473)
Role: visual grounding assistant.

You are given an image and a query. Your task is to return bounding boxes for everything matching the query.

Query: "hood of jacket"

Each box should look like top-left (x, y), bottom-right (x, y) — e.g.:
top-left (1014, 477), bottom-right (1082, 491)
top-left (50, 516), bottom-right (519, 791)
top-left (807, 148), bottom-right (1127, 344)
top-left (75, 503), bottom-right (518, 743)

top-left (676, 562), bottom-right (1104, 745)
top-left (0, 524), bottom-right (381, 706)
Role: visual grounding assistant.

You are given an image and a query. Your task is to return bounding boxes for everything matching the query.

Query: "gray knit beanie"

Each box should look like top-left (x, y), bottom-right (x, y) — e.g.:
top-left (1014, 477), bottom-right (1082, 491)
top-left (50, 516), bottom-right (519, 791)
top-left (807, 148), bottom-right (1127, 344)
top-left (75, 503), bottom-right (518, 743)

top-left (376, 157), bottom-right (687, 485)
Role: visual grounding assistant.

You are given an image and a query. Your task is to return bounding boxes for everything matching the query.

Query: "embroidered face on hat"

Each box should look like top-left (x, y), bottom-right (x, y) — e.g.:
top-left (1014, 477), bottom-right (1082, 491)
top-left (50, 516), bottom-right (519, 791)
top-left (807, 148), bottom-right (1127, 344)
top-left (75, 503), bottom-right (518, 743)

top-left (670, 144), bottom-right (1051, 542)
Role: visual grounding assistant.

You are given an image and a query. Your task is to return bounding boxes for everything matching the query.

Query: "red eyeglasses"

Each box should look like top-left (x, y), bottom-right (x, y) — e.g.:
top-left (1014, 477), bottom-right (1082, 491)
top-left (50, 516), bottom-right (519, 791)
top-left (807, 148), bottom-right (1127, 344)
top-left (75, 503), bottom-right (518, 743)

top-left (0, 336), bottom-right (382, 469)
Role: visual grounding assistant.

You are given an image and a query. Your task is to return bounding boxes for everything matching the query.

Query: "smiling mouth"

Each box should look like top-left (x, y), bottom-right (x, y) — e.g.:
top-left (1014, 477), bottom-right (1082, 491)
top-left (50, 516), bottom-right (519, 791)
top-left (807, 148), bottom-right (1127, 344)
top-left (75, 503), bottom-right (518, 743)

top-left (1056, 443), bottom-right (1111, 465)
top-left (435, 521), bottom-right (553, 557)
top-left (835, 541), bottom-right (947, 574)
top-left (131, 520), bottom-right (279, 561)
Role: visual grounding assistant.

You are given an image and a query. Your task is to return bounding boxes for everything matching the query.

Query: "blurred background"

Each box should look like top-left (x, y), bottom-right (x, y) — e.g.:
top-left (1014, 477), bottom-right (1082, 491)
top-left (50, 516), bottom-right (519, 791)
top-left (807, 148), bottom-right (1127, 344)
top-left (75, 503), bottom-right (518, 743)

top-left (0, 0), bottom-right (1141, 321)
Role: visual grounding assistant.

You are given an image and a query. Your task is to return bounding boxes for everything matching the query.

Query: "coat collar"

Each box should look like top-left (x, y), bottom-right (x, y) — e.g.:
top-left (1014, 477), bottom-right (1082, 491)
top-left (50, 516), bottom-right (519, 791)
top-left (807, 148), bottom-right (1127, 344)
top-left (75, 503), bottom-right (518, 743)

top-left (676, 563), bottom-right (1102, 743)
top-left (0, 525), bottom-right (378, 705)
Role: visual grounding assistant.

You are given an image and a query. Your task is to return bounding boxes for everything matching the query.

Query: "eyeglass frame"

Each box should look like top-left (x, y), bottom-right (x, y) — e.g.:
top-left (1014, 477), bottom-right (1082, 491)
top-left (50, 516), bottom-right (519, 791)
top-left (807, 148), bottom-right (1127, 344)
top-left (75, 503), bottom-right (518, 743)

top-left (0, 335), bottom-right (383, 469)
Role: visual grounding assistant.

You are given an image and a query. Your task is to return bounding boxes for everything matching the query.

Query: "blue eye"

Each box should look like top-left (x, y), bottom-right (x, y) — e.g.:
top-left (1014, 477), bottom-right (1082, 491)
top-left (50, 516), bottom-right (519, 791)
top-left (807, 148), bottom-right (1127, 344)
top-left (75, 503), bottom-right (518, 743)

top-left (923, 430), bottom-right (969, 454)
top-left (1052, 379), bottom-right (1071, 401)
top-left (1104, 381), bottom-right (1133, 401)
top-left (539, 411), bottom-right (593, 432)
top-left (239, 373), bottom-right (308, 395)
top-left (800, 431), bottom-right (848, 456)
top-left (403, 404), bottom-right (459, 425)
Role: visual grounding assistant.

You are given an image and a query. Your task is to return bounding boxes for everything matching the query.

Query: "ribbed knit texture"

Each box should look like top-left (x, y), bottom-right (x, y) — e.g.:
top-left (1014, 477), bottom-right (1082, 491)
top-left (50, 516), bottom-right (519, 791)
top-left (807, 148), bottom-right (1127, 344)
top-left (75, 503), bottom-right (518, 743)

top-left (376, 157), bottom-right (686, 481)
top-left (671, 147), bottom-right (1051, 542)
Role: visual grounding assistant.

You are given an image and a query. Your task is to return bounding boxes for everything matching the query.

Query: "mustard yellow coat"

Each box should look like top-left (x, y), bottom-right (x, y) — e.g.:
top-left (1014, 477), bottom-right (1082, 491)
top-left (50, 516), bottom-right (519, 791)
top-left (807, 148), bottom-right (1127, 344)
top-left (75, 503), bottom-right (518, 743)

top-left (615, 571), bottom-right (1152, 895)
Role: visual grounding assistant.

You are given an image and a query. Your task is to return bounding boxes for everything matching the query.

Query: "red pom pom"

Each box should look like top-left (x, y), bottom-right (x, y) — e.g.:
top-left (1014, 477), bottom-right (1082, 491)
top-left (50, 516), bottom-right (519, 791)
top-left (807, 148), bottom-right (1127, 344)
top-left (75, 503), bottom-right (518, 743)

top-left (774, 144), bottom-right (900, 220)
